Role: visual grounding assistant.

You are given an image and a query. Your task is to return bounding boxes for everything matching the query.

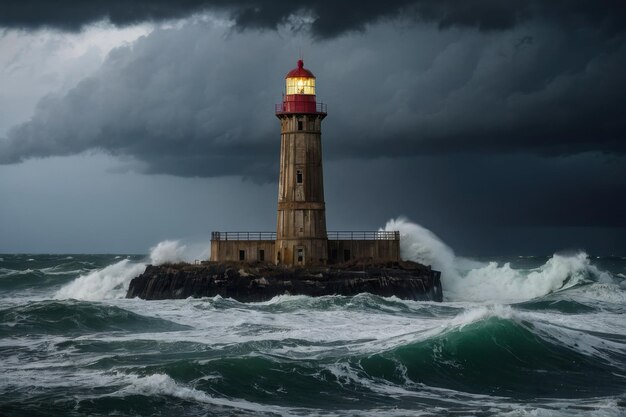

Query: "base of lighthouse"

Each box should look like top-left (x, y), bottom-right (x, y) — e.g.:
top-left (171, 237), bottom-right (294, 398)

top-left (209, 232), bottom-right (400, 266)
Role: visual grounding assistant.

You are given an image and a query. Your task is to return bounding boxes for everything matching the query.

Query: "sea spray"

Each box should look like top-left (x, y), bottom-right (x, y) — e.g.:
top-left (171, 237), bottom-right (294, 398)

top-left (54, 259), bottom-right (145, 300)
top-left (149, 240), bottom-right (188, 265)
top-left (150, 240), bottom-right (211, 265)
top-left (54, 240), bottom-right (200, 300)
top-left (384, 217), bottom-right (612, 302)
top-left (382, 217), bottom-right (457, 279)
top-left (449, 252), bottom-right (595, 302)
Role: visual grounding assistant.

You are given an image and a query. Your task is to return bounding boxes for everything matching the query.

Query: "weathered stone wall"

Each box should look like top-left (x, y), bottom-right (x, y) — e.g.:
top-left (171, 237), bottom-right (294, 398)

top-left (210, 240), bottom-right (275, 263)
top-left (328, 240), bottom-right (400, 263)
top-left (211, 238), bottom-right (400, 264)
top-left (275, 113), bottom-right (328, 266)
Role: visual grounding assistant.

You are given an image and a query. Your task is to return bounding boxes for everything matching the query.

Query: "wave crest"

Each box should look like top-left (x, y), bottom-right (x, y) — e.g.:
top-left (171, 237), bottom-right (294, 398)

top-left (384, 217), bottom-right (613, 302)
top-left (53, 239), bottom-right (201, 300)
top-left (55, 259), bottom-right (145, 300)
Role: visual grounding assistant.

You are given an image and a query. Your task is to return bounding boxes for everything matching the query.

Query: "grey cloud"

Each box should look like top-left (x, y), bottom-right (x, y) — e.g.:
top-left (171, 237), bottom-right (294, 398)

top-left (0, 24), bottom-right (282, 179)
top-left (1, 1), bottom-right (625, 39)
top-left (1, 15), bottom-right (625, 180)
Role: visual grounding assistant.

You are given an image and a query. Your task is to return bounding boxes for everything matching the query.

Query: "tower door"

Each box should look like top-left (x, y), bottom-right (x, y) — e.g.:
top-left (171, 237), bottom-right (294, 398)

top-left (295, 246), bottom-right (305, 266)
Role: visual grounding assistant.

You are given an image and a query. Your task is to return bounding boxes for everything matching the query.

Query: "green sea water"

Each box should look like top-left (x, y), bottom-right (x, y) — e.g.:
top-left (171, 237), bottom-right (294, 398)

top-left (1, 248), bottom-right (625, 416)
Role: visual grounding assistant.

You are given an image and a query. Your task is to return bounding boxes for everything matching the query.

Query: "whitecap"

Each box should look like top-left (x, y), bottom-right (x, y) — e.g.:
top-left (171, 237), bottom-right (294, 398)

top-left (55, 259), bottom-right (146, 300)
top-left (53, 239), bottom-right (204, 300)
top-left (0, 268), bottom-right (35, 277)
top-left (383, 217), bottom-right (613, 303)
top-left (116, 373), bottom-right (298, 414)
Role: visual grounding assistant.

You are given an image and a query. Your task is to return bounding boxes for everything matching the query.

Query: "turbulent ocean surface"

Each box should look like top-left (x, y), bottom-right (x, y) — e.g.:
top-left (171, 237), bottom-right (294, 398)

top-left (1, 220), bottom-right (626, 416)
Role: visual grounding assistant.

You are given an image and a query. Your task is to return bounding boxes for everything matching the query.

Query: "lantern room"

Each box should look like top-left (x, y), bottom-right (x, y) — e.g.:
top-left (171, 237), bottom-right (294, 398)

top-left (286, 60), bottom-right (316, 95)
top-left (276, 59), bottom-right (326, 115)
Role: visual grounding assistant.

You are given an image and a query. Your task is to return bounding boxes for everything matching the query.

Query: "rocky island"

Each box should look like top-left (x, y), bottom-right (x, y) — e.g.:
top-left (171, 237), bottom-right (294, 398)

top-left (127, 60), bottom-right (444, 302)
top-left (126, 260), bottom-right (442, 302)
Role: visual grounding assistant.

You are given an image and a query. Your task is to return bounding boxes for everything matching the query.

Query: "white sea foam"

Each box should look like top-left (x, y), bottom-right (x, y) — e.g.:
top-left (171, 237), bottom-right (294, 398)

top-left (42, 269), bottom-right (87, 276)
top-left (118, 373), bottom-right (295, 414)
top-left (54, 259), bottom-right (146, 300)
top-left (499, 400), bottom-right (625, 417)
top-left (449, 253), bottom-right (595, 302)
top-left (447, 304), bottom-right (514, 328)
top-left (383, 217), bottom-right (612, 302)
top-left (53, 239), bottom-right (209, 300)
top-left (0, 268), bottom-right (17, 277)
top-left (0, 268), bottom-right (35, 277)
top-left (566, 283), bottom-right (626, 305)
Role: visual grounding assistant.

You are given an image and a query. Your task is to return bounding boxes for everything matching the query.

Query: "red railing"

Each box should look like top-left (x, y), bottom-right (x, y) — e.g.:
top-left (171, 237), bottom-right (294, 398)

top-left (275, 102), bottom-right (327, 114)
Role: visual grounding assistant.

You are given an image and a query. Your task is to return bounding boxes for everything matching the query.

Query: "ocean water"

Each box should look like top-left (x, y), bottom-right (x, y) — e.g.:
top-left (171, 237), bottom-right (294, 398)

top-left (1, 220), bottom-right (626, 416)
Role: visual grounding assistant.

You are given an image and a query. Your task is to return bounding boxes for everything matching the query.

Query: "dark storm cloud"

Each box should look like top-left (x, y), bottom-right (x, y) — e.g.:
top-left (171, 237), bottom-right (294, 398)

top-left (2, 12), bottom-right (626, 180)
top-left (2, 2), bottom-right (626, 251)
top-left (1, 1), bottom-right (625, 39)
top-left (322, 153), bottom-right (626, 241)
top-left (0, 24), bottom-right (284, 180)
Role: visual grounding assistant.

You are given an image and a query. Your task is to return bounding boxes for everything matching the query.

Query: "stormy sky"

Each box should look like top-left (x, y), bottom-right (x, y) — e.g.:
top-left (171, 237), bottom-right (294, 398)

top-left (1, 0), bottom-right (625, 255)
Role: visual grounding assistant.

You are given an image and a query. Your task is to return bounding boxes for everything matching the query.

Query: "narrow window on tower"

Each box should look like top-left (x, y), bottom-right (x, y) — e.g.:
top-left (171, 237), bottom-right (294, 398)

top-left (239, 250), bottom-right (245, 261)
top-left (296, 170), bottom-right (303, 184)
top-left (259, 249), bottom-right (265, 261)
top-left (297, 119), bottom-right (303, 130)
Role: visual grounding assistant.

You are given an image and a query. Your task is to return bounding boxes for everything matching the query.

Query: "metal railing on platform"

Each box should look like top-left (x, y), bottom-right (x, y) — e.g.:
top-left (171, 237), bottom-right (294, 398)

top-left (211, 232), bottom-right (276, 241)
top-left (210, 231), bottom-right (399, 241)
top-left (326, 231), bottom-right (400, 240)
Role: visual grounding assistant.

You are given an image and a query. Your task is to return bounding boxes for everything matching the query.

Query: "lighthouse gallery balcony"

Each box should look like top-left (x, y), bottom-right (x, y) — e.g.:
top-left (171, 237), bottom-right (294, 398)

top-left (275, 101), bottom-right (327, 115)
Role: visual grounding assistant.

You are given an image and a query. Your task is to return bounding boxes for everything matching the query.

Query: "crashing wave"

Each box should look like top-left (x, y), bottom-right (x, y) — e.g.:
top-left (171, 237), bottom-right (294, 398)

top-left (383, 217), bottom-right (613, 302)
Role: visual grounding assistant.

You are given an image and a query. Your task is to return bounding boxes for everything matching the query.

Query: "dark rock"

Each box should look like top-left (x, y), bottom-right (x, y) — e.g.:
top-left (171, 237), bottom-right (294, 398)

top-left (126, 261), bottom-right (443, 302)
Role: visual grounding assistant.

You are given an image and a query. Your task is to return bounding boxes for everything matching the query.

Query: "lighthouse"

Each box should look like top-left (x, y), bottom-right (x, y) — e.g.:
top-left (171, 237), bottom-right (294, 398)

top-left (274, 60), bottom-right (328, 266)
top-left (210, 60), bottom-right (400, 266)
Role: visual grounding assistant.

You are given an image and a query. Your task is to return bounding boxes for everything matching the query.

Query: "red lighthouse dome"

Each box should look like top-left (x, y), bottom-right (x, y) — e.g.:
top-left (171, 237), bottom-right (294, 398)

top-left (276, 60), bottom-right (326, 115)
top-left (286, 59), bottom-right (316, 79)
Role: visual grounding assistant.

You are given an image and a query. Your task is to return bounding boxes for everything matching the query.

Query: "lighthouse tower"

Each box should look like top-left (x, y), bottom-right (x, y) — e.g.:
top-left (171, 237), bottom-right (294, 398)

top-left (210, 60), bottom-right (400, 266)
top-left (274, 60), bottom-right (328, 266)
